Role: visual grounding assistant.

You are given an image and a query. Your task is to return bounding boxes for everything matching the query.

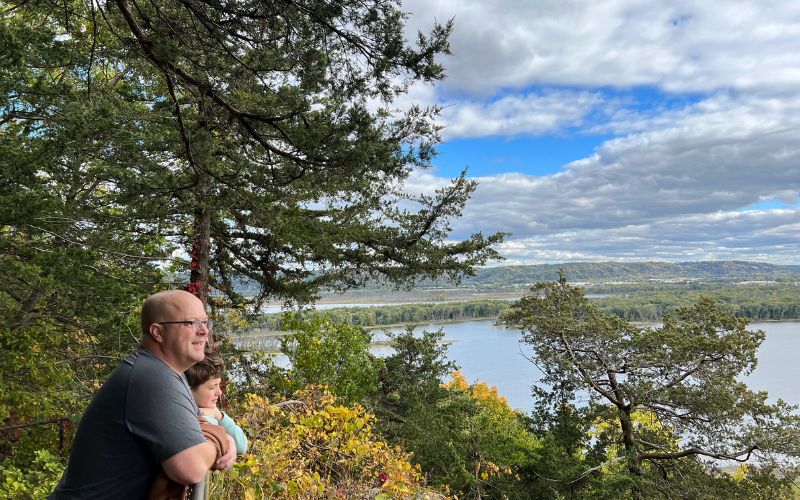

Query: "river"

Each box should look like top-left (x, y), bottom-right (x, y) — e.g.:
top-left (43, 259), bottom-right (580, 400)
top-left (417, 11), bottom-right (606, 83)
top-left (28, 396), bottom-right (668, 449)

top-left (376, 320), bottom-right (800, 413)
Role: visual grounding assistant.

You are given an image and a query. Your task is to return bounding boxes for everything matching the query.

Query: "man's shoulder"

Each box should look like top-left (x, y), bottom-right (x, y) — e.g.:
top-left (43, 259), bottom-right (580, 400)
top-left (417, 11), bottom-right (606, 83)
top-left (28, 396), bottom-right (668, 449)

top-left (127, 347), bottom-right (180, 381)
top-left (126, 346), bottom-right (160, 367)
top-left (126, 348), bottom-right (194, 409)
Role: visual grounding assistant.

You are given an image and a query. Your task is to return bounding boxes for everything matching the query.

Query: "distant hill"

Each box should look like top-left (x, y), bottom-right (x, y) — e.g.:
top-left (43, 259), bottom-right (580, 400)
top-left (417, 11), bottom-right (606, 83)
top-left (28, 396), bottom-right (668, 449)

top-left (456, 261), bottom-right (800, 288)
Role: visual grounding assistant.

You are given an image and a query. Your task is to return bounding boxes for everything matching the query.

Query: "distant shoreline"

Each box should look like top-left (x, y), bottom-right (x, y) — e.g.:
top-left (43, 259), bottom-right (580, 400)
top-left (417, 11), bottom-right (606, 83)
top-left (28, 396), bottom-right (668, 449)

top-left (261, 293), bottom-right (523, 309)
top-left (364, 316), bottom-right (502, 330)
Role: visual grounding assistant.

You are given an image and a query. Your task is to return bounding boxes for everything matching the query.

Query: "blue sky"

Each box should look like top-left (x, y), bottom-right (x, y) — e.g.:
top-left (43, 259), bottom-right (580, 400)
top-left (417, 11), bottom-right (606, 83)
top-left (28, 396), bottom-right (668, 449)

top-left (396, 0), bottom-right (800, 265)
top-left (435, 134), bottom-right (611, 177)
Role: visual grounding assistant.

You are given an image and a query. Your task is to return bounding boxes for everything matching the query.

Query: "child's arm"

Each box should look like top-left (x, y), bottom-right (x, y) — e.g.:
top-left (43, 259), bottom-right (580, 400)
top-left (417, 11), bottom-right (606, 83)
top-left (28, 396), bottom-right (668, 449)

top-left (217, 412), bottom-right (248, 454)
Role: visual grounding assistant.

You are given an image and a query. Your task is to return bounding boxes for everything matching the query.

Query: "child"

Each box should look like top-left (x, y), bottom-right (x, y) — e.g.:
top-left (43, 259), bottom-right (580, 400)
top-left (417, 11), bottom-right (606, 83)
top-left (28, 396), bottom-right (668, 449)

top-left (185, 353), bottom-right (248, 454)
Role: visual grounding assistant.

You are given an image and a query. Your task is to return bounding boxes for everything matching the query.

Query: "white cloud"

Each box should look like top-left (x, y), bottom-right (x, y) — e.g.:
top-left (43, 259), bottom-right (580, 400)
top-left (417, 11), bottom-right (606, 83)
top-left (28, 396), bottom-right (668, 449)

top-left (475, 94), bottom-right (797, 224)
top-left (404, 92), bottom-right (800, 264)
top-left (404, 0), bottom-right (800, 95)
top-left (492, 209), bottom-right (800, 265)
top-left (440, 90), bottom-right (603, 139)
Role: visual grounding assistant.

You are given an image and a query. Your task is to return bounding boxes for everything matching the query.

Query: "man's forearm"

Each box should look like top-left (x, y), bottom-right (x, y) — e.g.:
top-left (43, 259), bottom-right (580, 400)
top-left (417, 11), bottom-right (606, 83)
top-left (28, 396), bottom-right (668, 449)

top-left (162, 441), bottom-right (217, 485)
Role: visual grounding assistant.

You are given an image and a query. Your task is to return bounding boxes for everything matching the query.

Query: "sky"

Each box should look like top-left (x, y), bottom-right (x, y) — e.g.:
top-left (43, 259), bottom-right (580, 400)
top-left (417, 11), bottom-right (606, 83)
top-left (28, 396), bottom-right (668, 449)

top-left (396, 0), bottom-right (800, 265)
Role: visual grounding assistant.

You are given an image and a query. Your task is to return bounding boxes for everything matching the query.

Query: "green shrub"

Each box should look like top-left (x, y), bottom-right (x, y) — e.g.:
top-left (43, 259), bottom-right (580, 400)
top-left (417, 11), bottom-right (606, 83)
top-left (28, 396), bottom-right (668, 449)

top-left (1, 450), bottom-right (64, 499)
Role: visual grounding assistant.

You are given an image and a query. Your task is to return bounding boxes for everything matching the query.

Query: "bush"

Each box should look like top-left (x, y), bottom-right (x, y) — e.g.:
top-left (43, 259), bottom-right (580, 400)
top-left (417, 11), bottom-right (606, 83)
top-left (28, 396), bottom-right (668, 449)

top-left (210, 386), bottom-right (444, 499)
top-left (1, 450), bottom-right (64, 499)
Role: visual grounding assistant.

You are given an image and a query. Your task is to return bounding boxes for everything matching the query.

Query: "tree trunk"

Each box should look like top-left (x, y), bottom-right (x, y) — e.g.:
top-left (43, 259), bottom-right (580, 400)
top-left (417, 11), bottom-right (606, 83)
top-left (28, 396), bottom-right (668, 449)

top-left (189, 207), bottom-right (211, 308)
top-left (188, 96), bottom-right (212, 310)
top-left (618, 408), bottom-right (643, 499)
top-left (610, 367), bottom-right (642, 499)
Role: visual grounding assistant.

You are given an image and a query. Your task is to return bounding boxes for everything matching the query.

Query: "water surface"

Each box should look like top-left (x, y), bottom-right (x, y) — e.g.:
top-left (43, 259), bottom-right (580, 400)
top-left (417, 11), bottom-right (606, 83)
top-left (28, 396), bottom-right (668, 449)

top-left (381, 320), bottom-right (800, 412)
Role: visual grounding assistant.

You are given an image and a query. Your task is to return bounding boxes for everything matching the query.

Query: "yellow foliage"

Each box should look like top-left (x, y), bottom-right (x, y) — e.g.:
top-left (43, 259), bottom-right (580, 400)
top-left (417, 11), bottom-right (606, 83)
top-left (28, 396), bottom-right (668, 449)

top-left (210, 386), bottom-right (445, 499)
top-left (442, 371), bottom-right (535, 486)
top-left (732, 463), bottom-right (749, 482)
top-left (445, 370), bottom-right (511, 415)
top-left (444, 370), bottom-right (469, 391)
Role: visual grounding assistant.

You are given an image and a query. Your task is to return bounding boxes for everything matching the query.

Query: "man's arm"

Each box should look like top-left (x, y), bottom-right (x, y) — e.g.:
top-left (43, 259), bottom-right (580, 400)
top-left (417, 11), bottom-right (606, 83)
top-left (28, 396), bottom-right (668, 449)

top-left (162, 441), bottom-right (217, 485)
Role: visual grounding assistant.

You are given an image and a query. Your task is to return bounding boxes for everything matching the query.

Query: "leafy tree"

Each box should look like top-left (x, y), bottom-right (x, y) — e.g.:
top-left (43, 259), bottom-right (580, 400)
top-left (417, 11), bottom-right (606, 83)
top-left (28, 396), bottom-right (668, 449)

top-left (375, 327), bottom-right (456, 418)
top-left (438, 372), bottom-right (540, 499)
top-left (4, 0), bottom-right (503, 311)
top-left (372, 327), bottom-right (459, 481)
top-left (265, 313), bottom-right (383, 405)
top-left (502, 275), bottom-right (800, 498)
top-left (0, 450), bottom-right (65, 499)
top-left (1, 0), bottom-right (170, 460)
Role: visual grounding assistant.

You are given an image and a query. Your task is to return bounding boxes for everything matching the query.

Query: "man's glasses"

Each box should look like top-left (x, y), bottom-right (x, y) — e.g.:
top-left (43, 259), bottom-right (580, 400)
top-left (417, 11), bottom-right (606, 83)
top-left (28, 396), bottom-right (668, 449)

top-left (157, 319), bottom-right (214, 332)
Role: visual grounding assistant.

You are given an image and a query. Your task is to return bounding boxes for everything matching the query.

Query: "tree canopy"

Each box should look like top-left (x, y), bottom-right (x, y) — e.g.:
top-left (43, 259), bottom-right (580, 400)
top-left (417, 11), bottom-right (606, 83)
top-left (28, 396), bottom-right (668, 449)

top-left (2, 0), bottom-right (503, 309)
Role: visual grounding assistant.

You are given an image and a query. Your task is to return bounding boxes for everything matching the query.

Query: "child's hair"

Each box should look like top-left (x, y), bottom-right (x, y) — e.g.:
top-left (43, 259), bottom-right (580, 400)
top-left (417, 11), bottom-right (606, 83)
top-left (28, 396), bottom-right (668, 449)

top-left (185, 352), bottom-right (225, 388)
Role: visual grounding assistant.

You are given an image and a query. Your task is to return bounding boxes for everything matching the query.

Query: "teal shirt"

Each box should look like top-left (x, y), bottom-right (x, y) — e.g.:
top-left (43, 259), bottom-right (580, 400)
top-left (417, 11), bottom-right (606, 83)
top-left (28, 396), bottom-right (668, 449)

top-left (202, 412), bottom-right (248, 454)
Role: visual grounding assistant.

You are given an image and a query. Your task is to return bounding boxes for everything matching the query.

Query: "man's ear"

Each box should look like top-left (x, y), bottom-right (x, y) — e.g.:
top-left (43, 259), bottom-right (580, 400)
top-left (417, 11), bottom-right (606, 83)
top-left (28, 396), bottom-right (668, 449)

top-left (149, 323), bottom-right (164, 343)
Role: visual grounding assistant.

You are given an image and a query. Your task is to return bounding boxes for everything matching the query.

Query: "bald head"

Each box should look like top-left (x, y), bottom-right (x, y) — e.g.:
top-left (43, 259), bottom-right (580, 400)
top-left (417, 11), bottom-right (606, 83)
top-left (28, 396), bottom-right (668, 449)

top-left (139, 290), bottom-right (209, 373)
top-left (140, 290), bottom-right (203, 338)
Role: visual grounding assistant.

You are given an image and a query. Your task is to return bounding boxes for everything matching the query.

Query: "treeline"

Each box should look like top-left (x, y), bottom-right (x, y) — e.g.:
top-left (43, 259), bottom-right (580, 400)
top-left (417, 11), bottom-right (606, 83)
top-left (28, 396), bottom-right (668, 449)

top-left (467, 260), bottom-right (800, 285)
top-left (255, 300), bottom-right (511, 330)
top-left (593, 283), bottom-right (800, 322)
top-left (255, 283), bottom-right (800, 330)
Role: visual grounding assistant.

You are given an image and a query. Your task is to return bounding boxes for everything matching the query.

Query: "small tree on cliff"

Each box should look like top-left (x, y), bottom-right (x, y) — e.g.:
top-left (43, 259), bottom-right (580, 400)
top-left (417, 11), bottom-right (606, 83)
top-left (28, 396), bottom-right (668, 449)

top-left (502, 274), bottom-right (800, 498)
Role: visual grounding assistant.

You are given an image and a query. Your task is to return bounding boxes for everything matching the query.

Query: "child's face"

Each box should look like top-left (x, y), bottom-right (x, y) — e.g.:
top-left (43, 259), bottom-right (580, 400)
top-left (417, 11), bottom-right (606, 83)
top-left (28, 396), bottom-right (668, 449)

top-left (192, 376), bottom-right (223, 408)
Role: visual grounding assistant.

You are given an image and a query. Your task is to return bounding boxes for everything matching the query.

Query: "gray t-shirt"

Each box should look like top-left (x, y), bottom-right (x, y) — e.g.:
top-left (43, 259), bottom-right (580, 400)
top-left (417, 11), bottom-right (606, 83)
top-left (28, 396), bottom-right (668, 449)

top-left (51, 347), bottom-right (206, 499)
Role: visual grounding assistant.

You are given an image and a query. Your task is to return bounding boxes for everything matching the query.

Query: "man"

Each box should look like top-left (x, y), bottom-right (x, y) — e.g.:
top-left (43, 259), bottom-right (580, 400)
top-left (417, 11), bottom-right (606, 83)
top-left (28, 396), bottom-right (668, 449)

top-left (51, 290), bottom-right (236, 498)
